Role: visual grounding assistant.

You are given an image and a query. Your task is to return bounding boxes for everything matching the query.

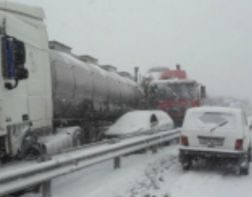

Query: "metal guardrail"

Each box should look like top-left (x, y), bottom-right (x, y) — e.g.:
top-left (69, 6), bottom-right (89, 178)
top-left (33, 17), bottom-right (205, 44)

top-left (0, 129), bottom-right (180, 197)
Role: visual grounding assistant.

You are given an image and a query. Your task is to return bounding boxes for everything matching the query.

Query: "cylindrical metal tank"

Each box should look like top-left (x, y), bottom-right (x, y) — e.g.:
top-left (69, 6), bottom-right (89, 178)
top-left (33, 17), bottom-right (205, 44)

top-left (49, 49), bottom-right (142, 122)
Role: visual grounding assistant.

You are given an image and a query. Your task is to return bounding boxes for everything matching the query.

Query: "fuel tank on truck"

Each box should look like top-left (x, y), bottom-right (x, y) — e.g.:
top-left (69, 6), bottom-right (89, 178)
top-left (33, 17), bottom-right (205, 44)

top-left (49, 49), bottom-right (143, 123)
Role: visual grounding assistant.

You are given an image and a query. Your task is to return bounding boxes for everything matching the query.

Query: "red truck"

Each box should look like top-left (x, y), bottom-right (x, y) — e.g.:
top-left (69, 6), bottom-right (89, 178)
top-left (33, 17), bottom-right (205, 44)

top-left (144, 65), bottom-right (206, 126)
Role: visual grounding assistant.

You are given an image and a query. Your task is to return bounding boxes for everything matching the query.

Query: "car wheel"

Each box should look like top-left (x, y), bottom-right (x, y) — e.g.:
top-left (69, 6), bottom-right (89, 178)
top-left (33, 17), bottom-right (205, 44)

top-left (182, 157), bottom-right (192, 171)
top-left (183, 163), bottom-right (191, 171)
top-left (239, 153), bottom-right (250, 175)
top-left (72, 129), bottom-right (82, 147)
top-left (248, 148), bottom-right (251, 162)
top-left (240, 166), bottom-right (249, 175)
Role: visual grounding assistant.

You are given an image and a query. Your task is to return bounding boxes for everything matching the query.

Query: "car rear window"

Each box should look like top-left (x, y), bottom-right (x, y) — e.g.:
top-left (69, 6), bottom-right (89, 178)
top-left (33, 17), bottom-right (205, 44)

top-left (184, 111), bottom-right (236, 129)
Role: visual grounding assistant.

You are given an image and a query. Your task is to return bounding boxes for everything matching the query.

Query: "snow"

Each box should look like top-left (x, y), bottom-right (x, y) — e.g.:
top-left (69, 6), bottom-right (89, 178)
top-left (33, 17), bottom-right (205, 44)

top-left (185, 106), bottom-right (242, 115)
top-left (144, 71), bottom-right (162, 80)
top-left (23, 144), bottom-right (252, 197)
top-left (151, 78), bottom-right (196, 85)
top-left (105, 110), bottom-right (174, 136)
top-left (1, 128), bottom-right (179, 185)
top-left (108, 111), bottom-right (151, 133)
top-left (183, 106), bottom-right (242, 130)
top-left (155, 110), bottom-right (174, 131)
top-left (0, 161), bottom-right (36, 175)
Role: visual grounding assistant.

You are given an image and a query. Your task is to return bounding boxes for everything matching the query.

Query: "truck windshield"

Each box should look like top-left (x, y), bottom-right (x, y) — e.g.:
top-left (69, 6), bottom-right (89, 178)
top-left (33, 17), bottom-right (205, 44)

top-left (150, 82), bottom-right (198, 100)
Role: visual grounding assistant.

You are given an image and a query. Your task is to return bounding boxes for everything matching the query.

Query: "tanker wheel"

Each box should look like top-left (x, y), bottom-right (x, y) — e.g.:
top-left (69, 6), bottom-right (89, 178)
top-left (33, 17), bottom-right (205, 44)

top-left (86, 127), bottom-right (98, 142)
top-left (92, 128), bottom-right (103, 142)
top-left (72, 129), bottom-right (82, 147)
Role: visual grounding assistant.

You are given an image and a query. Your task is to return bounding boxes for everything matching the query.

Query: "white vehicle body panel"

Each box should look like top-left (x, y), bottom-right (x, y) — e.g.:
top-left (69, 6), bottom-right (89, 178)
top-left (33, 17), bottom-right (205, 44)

top-left (0, 1), bottom-right (45, 20)
top-left (0, 2), bottom-right (52, 155)
top-left (181, 107), bottom-right (250, 153)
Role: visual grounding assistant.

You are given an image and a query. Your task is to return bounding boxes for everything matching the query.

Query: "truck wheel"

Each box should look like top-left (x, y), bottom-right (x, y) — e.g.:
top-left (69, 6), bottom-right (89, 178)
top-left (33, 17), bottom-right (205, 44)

top-left (19, 130), bottom-right (44, 160)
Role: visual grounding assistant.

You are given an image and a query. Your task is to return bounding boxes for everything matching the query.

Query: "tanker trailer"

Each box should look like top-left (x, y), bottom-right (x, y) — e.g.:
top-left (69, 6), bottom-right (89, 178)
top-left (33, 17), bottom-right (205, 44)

top-left (50, 50), bottom-right (142, 143)
top-left (0, 2), bottom-right (142, 160)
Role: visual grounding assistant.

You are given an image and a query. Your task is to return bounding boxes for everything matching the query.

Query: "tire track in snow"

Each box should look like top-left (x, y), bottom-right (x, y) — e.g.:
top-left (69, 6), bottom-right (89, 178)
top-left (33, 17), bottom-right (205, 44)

top-left (116, 147), bottom-right (252, 197)
top-left (116, 146), bottom-right (182, 197)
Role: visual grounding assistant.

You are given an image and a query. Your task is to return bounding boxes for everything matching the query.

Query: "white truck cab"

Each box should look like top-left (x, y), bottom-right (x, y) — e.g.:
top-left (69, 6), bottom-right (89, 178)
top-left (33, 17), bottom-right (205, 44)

top-left (0, 2), bottom-right (53, 158)
top-left (0, 2), bottom-right (144, 161)
top-left (179, 106), bottom-right (251, 175)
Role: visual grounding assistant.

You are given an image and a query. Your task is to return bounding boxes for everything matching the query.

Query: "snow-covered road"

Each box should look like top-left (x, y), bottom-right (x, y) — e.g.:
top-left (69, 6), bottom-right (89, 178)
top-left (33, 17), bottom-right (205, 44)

top-left (25, 144), bottom-right (252, 197)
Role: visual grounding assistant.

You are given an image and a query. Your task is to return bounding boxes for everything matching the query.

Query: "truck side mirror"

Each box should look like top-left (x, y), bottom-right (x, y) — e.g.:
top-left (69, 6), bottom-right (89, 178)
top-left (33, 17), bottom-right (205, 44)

top-left (16, 67), bottom-right (28, 80)
top-left (12, 38), bottom-right (28, 80)
top-left (1, 36), bottom-right (28, 81)
top-left (13, 39), bottom-right (26, 66)
top-left (200, 86), bottom-right (206, 99)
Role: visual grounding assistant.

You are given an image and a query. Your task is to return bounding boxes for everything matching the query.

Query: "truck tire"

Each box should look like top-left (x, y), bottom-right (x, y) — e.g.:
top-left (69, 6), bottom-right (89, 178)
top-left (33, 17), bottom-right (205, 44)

top-left (19, 129), bottom-right (44, 160)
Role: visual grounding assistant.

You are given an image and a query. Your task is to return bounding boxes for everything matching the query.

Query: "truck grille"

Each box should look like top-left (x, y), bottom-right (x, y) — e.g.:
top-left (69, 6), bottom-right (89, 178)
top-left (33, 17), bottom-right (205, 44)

top-left (198, 136), bottom-right (224, 147)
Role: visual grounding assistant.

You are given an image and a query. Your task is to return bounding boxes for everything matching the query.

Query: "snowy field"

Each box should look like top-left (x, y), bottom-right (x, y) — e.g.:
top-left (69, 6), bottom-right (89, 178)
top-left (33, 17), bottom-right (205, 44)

top-left (25, 144), bottom-right (252, 197)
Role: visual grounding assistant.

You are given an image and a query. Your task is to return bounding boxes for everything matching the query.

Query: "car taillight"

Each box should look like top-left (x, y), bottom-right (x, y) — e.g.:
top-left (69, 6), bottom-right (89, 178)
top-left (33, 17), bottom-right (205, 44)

top-left (235, 139), bottom-right (243, 151)
top-left (180, 135), bottom-right (189, 146)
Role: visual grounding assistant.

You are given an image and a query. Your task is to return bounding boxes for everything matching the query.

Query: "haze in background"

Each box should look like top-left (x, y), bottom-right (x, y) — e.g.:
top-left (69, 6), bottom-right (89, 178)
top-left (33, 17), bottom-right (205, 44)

top-left (13, 0), bottom-right (252, 102)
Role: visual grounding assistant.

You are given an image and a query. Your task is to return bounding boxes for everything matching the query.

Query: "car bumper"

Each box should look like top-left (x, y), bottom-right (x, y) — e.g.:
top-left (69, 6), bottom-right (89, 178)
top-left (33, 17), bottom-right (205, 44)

top-left (179, 146), bottom-right (246, 159)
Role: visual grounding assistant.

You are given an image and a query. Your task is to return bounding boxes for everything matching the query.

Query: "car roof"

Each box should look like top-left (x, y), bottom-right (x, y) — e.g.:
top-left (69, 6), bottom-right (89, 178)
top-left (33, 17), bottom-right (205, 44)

top-left (187, 106), bottom-right (242, 115)
top-left (125, 110), bottom-right (155, 116)
top-left (126, 110), bottom-right (167, 114)
top-left (119, 110), bottom-right (171, 123)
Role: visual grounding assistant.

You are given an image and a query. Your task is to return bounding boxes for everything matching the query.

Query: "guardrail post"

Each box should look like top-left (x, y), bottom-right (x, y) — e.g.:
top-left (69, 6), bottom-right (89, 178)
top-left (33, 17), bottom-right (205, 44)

top-left (151, 145), bottom-right (158, 154)
top-left (41, 181), bottom-right (52, 197)
top-left (114, 157), bottom-right (121, 169)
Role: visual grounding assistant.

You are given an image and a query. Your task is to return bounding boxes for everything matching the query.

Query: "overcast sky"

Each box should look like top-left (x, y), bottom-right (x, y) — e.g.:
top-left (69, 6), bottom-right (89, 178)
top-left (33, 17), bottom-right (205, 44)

top-left (14, 0), bottom-right (252, 102)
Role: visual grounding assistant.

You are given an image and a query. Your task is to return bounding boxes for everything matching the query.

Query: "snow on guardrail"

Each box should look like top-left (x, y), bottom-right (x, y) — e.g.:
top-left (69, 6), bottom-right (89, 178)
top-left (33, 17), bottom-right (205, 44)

top-left (0, 129), bottom-right (180, 197)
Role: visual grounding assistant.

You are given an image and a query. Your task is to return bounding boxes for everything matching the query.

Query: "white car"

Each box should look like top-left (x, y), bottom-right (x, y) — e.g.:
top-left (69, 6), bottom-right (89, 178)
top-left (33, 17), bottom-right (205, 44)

top-left (179, 106), bottom-right (251, 175)
top-left (105, 110), bottom-right (174, 138)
